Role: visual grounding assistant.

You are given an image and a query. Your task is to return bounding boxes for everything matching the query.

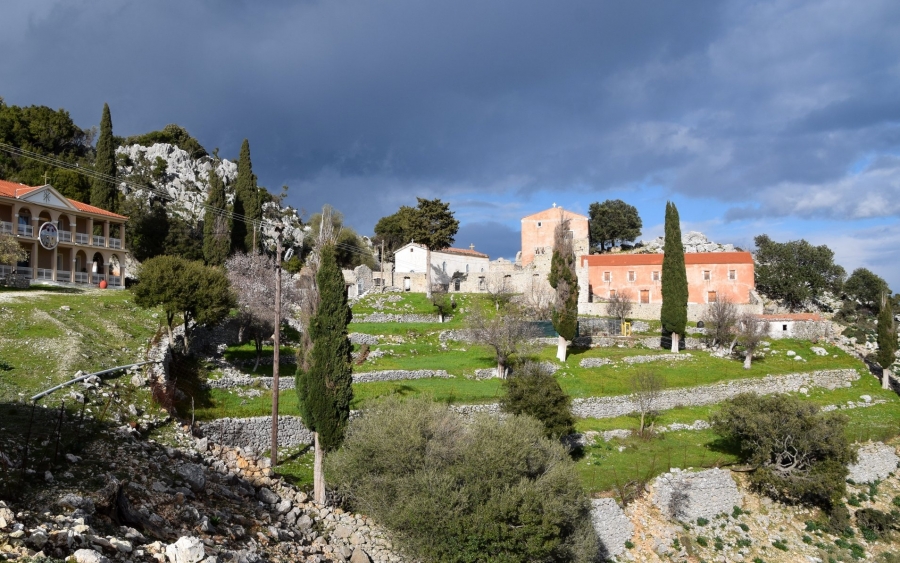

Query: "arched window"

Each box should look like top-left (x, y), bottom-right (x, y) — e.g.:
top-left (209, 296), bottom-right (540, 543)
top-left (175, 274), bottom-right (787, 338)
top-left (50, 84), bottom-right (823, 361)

top-left (465, 264), bottom-right (469, 273)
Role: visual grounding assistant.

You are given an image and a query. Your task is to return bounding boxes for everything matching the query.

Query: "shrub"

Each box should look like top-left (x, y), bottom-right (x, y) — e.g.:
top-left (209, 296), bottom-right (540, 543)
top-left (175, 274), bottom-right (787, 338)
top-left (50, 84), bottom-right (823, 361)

top-left (326, 396), bottom-right (597, 563)
top-left (500, 361), bottom-right (574, 438)
top-left (772, 539), bottom-right (788, 551)
top-left (856, 508), bottom-right (895, 541)
top-left (697, 517), bottom-right (709, 527)
top-left (711, 393), bottom-right (855, 510)
top-left (826, 504), bottom-right (852, 536)
top-left (696, 536), bottom-right (708, 547)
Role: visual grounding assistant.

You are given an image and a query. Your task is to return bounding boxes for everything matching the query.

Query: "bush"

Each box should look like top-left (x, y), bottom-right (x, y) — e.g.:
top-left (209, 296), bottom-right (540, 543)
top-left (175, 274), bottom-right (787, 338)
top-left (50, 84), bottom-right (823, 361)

top-left (500, 361), bottom-right (574, 438)
top-left (326, 396), bottom-right (597, 563)
top-left (856, 508), bottom-right (895, 541)
top-left (710, 393), bottom-right (855, 510)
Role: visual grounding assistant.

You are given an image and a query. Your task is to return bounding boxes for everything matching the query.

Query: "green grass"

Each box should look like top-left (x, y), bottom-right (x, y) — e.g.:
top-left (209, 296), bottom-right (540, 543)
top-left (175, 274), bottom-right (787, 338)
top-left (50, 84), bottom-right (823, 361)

top-left (576, 428), bottom-right (741, 494)
top-left (0, 289), bottom-right (161, 401)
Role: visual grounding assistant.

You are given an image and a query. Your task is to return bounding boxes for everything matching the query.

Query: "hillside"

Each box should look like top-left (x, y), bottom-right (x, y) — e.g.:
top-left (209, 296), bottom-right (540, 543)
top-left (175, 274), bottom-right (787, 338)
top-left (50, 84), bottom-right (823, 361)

top-left (1, 288), bottom-right (899, 562)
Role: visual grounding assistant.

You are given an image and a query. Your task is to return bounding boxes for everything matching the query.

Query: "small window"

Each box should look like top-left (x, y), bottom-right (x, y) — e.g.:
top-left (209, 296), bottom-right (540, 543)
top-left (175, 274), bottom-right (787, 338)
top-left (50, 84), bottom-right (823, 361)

top-left (783, 324), bottom-right (788, 331)
top-left (410, 248), bottom-right (414, 252)
top-left (652, 271), bottom-right (660, 281)
top-left (627, 271), bottom-right (636, 282)
top-left (442, 261), bottom-right (446, 272)
top-left (609, 289), bottom-right (617, 298)
top-left (703, 270), bottom-right (711, 281)
top-left (728, 269), bottom-right (736, 280)
top-left (478, 276), bottom-right (485, 289)
top-left (537, 221), bottom-right (542, 227)
top-left (707, 291), bottom-right (717, 303)
top-left (454, 278), bottom-right (460, 291)
top-left (465, 264), bottom-right (469, 273)
top-left (603, 271), bottom-right (611, 282)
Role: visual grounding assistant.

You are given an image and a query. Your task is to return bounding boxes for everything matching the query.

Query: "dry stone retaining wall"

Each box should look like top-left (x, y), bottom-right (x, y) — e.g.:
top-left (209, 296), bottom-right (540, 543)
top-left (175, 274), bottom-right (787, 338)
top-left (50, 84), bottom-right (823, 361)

top-left (847, 442), bottom-right (900, 484)
top-left (652, 468), bottom-right (743, 522)
top-left (199, 416), bottom-right (314, 452)
top-left (591, 498), bottom-right (634, 560)
top-left (206, 369), bottom-right (452, 391)
top-left (354, 313), bottom-right (441, 323)
top-left (572, 369), bottom-right (859, 419)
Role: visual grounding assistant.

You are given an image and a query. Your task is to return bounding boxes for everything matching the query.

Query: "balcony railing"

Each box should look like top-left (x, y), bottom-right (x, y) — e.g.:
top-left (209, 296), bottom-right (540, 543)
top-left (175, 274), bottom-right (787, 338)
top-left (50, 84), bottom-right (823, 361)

top-left (91, 273), bottom-right (103, 285)
top-left (18, 224), bottom-right (33, 237)
top-left (0, 265), bottom-right (10, 276)
top-left (109, 237), bottom-right (122, 249)
top-left (108, 277), bottom-right (122, 287)
top-left (75, 233), bottom-right (90, 245)
top-left (92, 235), bottom-right (106, 247)
top-left (59, 230), bottom-right (72, 242)
top-left (17, 267), bottom-right (32, 279)
top-left (0, 221), bottom-right (12, 235)
top-left (74, 272), bottom-right (89, 284)
top-left (36, 268), bottom-right (54, 281)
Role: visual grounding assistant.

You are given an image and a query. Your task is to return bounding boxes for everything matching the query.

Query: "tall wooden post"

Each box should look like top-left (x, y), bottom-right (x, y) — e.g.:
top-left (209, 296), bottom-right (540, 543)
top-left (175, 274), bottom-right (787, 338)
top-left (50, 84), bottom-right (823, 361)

top-left (271, 233), bottom-right (282, 466)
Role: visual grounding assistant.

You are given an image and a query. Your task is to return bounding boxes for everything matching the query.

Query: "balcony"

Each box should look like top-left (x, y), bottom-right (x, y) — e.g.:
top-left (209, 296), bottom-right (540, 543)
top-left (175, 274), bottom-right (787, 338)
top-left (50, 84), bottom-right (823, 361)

top-left (74, 272), bottom-right (89, 284)
top-left (91, 273), bottom-right (103, 285)
top-left (92, 235), bottom-right (106, 247)
top-left (59, 230), bottom-right (72, 243)
top-left (108, 277), bottom-right (122, 287)
top-left (36, 268), bottom-right (54, 281)
top-left (16, 267), bottom-right (32, 279)
top-left (0, 221), bottom-right (12, 235)
top-left (109, 237), bottom-right (122, 249)
top-left (75, 233), bottom-right (90, 245)
top-left (17, 224), bottom-right (33, 237)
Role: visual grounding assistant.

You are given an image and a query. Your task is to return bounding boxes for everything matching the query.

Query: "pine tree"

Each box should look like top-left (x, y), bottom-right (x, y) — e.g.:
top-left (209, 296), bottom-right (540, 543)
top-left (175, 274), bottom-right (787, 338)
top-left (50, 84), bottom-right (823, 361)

top-left (876, 292), bottom-right (897, 390)
top-left (548, 215), bottom-right (578, 362)
top-left (660, 201), bottom-right (688, 353)
top-left (296, 244), bottom-right (354, 503)
top-left (203, 166), bottom-right (232, 266)
top-left (90, 103), bottom-right (118, 212)
top-left (407, 198), bottom-right (459, 298)
top-left (231, 139), bottom-right (261, 254)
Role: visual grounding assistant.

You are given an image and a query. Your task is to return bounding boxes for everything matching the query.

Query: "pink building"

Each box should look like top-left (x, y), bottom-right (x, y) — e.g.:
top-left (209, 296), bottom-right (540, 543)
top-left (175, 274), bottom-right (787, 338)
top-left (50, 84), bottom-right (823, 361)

top-left (520, 207), bottom-right (589, 267)
top-left (581, 252), bottom-right (756, 304)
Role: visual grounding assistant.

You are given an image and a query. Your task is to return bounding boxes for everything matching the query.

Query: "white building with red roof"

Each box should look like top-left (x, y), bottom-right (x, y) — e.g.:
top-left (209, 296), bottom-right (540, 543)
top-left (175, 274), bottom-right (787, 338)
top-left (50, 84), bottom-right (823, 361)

top-left (0, 179), bottom-right (129, 287)
top-left (393, 241), bottom-right (490, 292)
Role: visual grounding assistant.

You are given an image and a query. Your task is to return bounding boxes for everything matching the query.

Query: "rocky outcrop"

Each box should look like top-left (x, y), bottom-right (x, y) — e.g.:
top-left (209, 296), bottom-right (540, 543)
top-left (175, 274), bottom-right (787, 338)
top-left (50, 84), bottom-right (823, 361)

top-left (847, 442), bottom-right (900, 484)
top-left (591, 498), bottom-right (633, 560)
top-left (637, 231), bottom-right (735, 254)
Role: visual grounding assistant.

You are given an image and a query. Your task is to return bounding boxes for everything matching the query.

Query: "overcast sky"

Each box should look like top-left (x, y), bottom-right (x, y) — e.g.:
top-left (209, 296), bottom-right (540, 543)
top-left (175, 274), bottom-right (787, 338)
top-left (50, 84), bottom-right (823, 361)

top-left (2, 0), bottom-right (900, 289)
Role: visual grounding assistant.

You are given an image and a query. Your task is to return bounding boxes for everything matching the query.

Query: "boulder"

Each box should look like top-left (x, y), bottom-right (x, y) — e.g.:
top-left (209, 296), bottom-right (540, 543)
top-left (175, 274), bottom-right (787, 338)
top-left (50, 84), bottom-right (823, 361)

top-left (165, 536), bottom-right (207, 563)
top-left (176, 463), bottom-right (207, 493)
top-left (848, 443), bottom-right (900, 484)
top-left (350, 548), bottom-right (372, 563)
top-left (72, 549), bottom-right (111, 563)
top-left (257, 487), bottom-right (280, 504)
top-left (652, 468), bottom-right (742, 523)
top-left (591, 498), bottom-right (633, 560)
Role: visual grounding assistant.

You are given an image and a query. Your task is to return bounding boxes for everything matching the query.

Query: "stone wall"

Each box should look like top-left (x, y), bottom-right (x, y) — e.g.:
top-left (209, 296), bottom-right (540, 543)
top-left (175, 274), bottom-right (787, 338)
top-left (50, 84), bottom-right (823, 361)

top-left (571, 369), bottom-right (859, 419)
top-left (354, 312), bottom-right (441, 323)
top-left (579, 300), bottom-right (764, 322)
top-left (591, 499), bottom-right (634, 560)
top-left (199, 415), bottom-right (314, 452)
top-left (207, 369), bottom-right (453, 390)
top-left (0, 274), bottom-right (30, 289)
top-left (652, 468), bottom-right (743, 522)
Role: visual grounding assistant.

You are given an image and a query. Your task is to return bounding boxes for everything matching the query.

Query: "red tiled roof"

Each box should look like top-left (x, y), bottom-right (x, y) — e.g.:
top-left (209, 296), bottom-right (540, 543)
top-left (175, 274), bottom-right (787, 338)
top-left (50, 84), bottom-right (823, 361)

top-left (0, 179), bottom-right (127, 219)
top-left (756, 313), bottom-right (824, 322)
top-left (0, 179), bottom-right (40, 198)
top-left (439, 247), bottom-right (490, 258)
top-left (67, 199), bottom-right (128, 219)
top-left (581, 252), bottom-right (754, 267)
top-left (522, 207), bottom-right (589, 221)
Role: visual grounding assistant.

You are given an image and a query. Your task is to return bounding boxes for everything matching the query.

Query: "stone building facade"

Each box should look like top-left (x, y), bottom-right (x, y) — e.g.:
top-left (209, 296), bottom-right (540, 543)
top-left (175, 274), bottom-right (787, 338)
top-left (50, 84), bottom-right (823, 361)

top-left (519, 205), bottom-right (589, 267)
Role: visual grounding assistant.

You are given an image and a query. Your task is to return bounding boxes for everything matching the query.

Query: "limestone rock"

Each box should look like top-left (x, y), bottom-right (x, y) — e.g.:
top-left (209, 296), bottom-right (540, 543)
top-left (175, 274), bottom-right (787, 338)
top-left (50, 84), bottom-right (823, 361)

top-left (72, 549), bottom-right (111, 563)
top-left (257, 487), bottom-right (280, 504)
top-left (176, 463), bottom-right (207, 492)
top-left (350, 547), bottom-right (371, 563)
top-left (652, 468), bottom-right (743, 522)
top-left (591, 498), bottom-right (633, 560)
top-left (848, 443), bottom-right (900, 484)
top-left (165, 536), bottom-right (206, 563)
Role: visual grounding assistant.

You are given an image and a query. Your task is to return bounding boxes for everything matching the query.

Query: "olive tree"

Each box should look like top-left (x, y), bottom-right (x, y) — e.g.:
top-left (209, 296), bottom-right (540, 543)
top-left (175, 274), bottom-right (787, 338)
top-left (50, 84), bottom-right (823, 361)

top-left (700, 296), bottom-right (739, 352)
top-left (468, 305), bottom-right (540, 378)
top-left (736, 314), bottom-right (768, 369)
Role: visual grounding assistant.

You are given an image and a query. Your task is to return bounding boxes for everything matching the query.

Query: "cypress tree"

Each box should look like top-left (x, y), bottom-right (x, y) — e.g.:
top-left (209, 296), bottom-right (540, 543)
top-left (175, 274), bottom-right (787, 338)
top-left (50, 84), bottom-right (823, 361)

top-left (90, 103), bottom-right (118, 212)
top-left (660, 201), bottom-right (688, 353)
top-left (231, 139), bottom-right (257, 254)
top-left (876, 293), bottom-right (897, 390)
top-left (296, 244), bottom-right (354, 503)
top-left (203, 166), bottom-right (232, 266)
top-left (548, 216), bottom-right (579, 362)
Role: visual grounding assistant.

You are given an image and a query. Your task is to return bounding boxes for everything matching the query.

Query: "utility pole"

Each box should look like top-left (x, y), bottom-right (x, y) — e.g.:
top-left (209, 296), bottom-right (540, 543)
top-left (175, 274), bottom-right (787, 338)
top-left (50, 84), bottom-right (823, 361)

top-left (271, 231), bottom-right (282, 466)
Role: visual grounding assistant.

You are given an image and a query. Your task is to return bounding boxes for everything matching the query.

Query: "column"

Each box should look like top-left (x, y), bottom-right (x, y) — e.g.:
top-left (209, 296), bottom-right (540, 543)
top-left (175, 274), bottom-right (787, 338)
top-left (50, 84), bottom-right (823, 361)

top-left (31, 216), bottom-right (39, 239)
top-left (119, 224), bottom-right (125, 247)
top-left (51, 246), bottom-right (58, 281)
top-left (31, 241), bottom-right (38, 280)
top-left (10, 203), bottom-right (19, 234)
top-left (103, 220), bottom-right (110, 248)
top-left (68, 215), bottom-right (77, 243)
top-left (87, 218), bottom-right (94, 246)
top-left (71, 257), bottom-right (77, 283)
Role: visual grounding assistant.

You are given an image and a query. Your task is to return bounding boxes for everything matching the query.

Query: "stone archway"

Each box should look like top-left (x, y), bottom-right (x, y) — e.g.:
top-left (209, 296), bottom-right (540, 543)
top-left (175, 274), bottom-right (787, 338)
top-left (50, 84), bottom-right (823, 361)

top-left (92, 252), bottom-right (105, 284)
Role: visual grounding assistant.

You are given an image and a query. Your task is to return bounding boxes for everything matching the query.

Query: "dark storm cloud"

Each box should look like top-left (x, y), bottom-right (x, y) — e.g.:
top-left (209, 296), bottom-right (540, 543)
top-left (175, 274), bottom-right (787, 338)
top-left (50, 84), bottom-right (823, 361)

top-left (2, 0), bottom-right (900, 234)
top-left (453, 222), bottom-right (520, 261)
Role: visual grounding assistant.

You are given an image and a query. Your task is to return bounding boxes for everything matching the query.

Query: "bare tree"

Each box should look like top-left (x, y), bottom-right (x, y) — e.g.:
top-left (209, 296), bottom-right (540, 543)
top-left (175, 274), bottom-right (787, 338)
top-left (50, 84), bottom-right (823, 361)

top-left (225, 252), bottom-right (301, 371)
top-left (606, 289), bottom-right (633, 324)
top-left (630, 369), bottom-right (665, 438)
top-left (484, 271), bottom-right (515, 311)
top-left (700, 296), bottom-right (739, 352)
top-left (520, 274), bottom-right (556, 320)
top-left (736, 314), bottom-right (769, 369)
top-left (468, 305), bottom-right (540, 378)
